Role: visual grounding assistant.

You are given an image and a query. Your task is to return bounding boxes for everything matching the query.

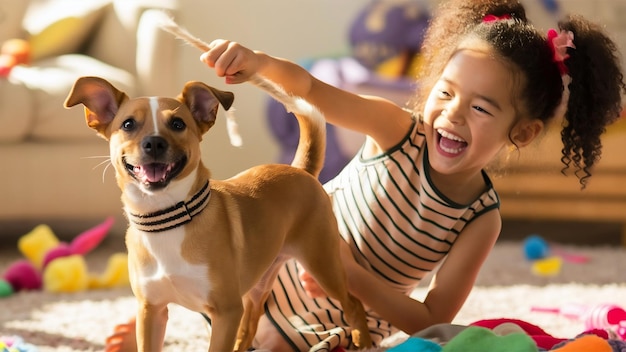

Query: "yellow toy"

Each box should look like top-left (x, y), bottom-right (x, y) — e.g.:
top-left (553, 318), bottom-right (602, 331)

top-left (0, 217), bottom-right (129, 296)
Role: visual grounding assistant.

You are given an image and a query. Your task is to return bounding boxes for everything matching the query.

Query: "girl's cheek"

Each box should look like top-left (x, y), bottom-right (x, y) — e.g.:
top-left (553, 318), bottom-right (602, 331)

top-left (422, 104), bottom-right (438, 126)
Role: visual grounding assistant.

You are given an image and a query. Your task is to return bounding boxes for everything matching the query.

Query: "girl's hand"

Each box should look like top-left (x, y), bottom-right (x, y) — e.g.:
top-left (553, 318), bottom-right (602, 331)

top-left (200, 39), bottom-right (260, 84)
top-left (298, 264), bottom-right (326, 298)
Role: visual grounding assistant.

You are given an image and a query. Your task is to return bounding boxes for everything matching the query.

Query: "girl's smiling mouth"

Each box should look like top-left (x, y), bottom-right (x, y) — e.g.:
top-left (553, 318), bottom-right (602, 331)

top-left (437, 128), bottom-right (468, 155)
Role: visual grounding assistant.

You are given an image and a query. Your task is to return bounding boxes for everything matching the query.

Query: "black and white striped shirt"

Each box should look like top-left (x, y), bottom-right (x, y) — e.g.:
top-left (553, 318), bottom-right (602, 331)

top-left (262, 118), bottom-right (500, 351)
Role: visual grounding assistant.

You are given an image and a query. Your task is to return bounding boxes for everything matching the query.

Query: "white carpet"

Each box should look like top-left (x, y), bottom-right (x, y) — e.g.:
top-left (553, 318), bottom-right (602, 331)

top-left (0, 240), bottom-right (624, 351)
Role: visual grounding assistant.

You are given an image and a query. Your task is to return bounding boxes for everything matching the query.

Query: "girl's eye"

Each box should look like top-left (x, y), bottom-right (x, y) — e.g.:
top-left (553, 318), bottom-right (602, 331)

top-left (170, 117), bottom-right (186, 131)
top-left (472, 105), bottom-right (492, 116)
top-left (122, 118), bottom-right (136, 131)
top-left (438, 90), bottom-right (452, 98)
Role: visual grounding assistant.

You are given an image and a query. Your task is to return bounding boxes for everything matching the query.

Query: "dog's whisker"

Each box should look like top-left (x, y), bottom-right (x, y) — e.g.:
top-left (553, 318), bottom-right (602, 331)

top-left (81, 155), bottom-right (110, 159)
top-left (92, 157), bottom-right (111, 170)
top-left (101, 162), bottom-right (113, 183)
top-left (93, 158), bottom-right (112, 170)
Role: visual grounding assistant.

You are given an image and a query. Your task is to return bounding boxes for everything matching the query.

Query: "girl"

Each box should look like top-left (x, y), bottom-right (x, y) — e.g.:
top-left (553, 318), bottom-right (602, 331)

top-left (106, 0), bottom-right (624, 351)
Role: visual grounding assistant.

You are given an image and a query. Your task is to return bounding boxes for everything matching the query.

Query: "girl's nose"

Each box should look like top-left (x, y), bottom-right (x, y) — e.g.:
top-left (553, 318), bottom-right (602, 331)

top-left (444, 99), bottom-right (465, 125)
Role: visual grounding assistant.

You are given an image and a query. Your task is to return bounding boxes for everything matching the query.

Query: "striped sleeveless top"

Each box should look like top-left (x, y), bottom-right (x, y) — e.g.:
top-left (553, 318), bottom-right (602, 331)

top-left (261, 118), bottom-right (500, 351)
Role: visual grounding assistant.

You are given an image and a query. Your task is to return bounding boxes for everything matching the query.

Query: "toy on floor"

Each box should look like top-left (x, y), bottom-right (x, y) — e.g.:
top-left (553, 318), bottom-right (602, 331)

top-left (0, 335), bottom-right (37, 352)
top-left (522, 234), bottom-right (589, 276)
top-left (387, 320), bottom-right (618, 351)
top-left (532, 303), bottom-right (626, 339)
top-left (523, 234), bottom-right (590, 263)
top-left (0, 217), bottom-right (129, 297)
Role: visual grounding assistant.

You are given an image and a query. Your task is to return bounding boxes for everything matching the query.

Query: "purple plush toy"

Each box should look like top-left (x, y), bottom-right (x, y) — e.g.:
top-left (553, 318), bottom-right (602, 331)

top-left (349, 0), bottom-right (430, 79)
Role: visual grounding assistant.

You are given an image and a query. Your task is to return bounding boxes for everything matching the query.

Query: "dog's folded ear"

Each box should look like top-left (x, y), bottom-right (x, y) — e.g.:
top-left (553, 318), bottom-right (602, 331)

top-left (179, 81), bottom-right (235, 134)
top-left (64, 76), bottom-right (128, 138)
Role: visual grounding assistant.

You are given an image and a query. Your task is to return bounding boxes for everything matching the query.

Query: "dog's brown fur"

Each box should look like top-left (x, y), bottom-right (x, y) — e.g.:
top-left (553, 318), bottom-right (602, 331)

top-left (65, 76), bottom-right (372, 351)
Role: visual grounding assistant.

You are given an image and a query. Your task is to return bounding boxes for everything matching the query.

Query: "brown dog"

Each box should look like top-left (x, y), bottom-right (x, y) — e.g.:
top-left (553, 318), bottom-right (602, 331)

top-left (64, 76), bottom-right (372, 351)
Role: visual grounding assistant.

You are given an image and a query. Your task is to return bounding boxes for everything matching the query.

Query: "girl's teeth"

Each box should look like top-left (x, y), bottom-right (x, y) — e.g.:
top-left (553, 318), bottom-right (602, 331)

top-left (437, 129), bottom-right (467, 154)
top-left (438, 129), bottom-right (465, 142)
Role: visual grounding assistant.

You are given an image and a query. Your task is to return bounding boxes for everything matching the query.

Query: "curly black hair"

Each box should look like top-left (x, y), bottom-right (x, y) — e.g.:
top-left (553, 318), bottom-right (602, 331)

top-left (413, 0), bottom-right (625, 188)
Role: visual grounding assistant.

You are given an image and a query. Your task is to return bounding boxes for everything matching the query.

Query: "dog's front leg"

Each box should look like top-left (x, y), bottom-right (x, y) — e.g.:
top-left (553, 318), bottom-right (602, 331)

top-left (136, 302), bottom-right (168, 352)
top-left (207, 298), bottom-right (244, 352)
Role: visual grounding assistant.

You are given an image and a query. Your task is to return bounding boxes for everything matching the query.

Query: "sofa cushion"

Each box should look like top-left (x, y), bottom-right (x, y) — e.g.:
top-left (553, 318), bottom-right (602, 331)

top-left (86, 1), bottom-right (142, 75)
top-left (86, 0), bottom-right (177, 77)
top-left (0, 78), bottom-right (34, 142)
top-left (8, 54), bottom-right (136, 141)
top-left (24, 0), bottom-right (111, 61)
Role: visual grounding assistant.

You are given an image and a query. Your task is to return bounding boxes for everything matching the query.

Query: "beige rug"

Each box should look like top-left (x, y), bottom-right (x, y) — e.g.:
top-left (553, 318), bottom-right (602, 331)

top-left (0, 237), bottom-right (624, 351)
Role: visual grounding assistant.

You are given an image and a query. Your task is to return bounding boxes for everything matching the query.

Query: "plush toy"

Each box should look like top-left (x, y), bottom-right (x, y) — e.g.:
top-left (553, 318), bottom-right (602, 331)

top-left (522, 234), bottom-right (589, 277)
top-left (387, 336), bottom-right (442, 351)
top-left (0, 335), bottom-right (37, 352)
top-left (523, 234), bottom-right (590, 263)
top-left (442, 325), bottom-right (538, 351)
top-left (349, 0), bottom-right (430, 81)
top-left (471, 318), bottom-right (614, 350)
top-left (0, 38), bottom-right (31, 77)
top-left (0, 217), bottom-right (129, 296)
top-left (385, 319), bottom-right (623, 352)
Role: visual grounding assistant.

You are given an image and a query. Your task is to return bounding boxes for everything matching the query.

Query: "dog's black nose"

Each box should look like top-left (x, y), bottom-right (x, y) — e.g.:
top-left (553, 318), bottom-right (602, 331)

top-left (142, 136), bottom-right (168, 159)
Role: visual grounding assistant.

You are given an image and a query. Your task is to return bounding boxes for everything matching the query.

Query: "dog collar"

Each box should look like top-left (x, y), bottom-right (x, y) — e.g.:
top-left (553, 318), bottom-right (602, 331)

top-left (127, 181), bottom-right (211, 232)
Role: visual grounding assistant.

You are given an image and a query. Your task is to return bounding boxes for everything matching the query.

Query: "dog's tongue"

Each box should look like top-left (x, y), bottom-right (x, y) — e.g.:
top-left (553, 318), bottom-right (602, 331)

top-left (135, 163), bottom-right (169, 183)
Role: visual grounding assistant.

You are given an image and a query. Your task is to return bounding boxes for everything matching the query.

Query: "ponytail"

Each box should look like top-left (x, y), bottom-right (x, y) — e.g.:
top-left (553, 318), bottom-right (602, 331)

top-left (559, 15), bottom-right (626, 186)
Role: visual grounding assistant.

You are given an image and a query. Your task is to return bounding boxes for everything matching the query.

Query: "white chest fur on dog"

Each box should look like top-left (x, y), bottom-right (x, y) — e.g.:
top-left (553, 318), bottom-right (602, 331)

top-left (136, 227), bottom-right (211, 312)
top-left (127, 170), bottom-right (212, 311)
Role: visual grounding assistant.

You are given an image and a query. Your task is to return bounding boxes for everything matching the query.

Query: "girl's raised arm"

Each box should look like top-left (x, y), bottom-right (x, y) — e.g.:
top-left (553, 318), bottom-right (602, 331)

top-left (201, 39), bottom-right (414, 152)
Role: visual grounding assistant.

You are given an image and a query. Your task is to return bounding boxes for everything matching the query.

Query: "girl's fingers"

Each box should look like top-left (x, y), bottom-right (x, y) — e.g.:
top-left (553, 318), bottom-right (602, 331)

top-left (298, 267), bottom-right (326, 298)
top-left (200, 40), bottom-right (252, 83)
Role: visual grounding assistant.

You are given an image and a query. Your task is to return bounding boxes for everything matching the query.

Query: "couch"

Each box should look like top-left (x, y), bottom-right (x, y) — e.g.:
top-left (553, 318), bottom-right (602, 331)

top-left (0, 0), bottom-right (179, 237)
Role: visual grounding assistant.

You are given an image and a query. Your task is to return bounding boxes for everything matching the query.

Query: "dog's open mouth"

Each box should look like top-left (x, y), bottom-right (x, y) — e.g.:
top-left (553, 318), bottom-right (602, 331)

top-left (124, 156), bottom-right (187, 188)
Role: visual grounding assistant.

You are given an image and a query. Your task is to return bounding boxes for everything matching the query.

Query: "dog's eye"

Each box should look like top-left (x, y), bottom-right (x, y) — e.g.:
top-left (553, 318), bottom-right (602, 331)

top-left (170, 117), bottom-right (186, 131)
top-left (122, 118), bottom-right (136, 131)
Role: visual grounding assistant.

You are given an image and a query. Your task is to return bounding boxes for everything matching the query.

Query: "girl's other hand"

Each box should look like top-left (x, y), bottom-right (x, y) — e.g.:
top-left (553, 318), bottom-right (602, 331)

top-left (298, 264), bottom-right (327, 298)
top-left (298, 240), bottom-right (360, 299)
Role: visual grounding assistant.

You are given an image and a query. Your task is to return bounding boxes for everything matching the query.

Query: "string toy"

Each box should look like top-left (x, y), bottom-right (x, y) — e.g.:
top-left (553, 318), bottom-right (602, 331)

top-left (157, 14), bottom-right (242, 147)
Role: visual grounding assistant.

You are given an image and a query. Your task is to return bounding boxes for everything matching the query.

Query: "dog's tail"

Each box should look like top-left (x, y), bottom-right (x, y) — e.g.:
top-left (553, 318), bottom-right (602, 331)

top-left (251, 76), bottom-right (326, 178)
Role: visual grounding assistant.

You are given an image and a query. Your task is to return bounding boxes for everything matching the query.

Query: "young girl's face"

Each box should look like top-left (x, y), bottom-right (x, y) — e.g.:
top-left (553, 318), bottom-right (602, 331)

top-left (422, 47), bottom-right (522, 179)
